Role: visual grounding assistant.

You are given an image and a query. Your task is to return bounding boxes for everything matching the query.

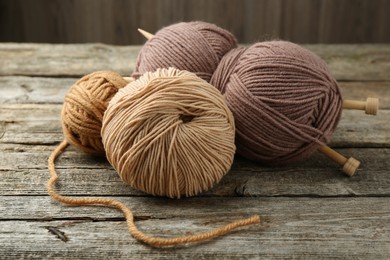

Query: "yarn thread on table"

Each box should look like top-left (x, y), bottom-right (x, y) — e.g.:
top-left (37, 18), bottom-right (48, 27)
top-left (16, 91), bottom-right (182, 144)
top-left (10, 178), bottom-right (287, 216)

top-left (102, 67), bottom-right (236, 198)
top-left (132, 21), bottom-right (237, 82)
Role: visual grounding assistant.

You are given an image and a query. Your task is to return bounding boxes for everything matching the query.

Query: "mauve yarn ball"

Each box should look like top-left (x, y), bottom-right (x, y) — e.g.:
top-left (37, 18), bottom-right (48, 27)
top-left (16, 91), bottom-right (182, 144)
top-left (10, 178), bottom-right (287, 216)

top-left (210, 41), bottom-right (343, 164)
top-left (132, 21), bottom-right (237, 82)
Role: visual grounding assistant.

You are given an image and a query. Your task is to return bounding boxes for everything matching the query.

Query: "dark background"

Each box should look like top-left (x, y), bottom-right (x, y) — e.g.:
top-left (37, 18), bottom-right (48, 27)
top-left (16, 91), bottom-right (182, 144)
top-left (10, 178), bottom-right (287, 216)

top-left (1, 0), bottom-right (389, 45)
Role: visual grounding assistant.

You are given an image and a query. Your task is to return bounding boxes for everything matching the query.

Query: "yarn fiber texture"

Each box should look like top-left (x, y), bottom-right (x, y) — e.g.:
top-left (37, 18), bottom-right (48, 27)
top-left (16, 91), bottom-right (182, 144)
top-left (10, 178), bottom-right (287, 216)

top-left (102, 68), bottom-right (236, 198)
top-left (133, 21), bottom-right (237, 82)
top-left (61, 71), bottom-right (129, 155)
top-left (210, 41), bottom-right (343, 163)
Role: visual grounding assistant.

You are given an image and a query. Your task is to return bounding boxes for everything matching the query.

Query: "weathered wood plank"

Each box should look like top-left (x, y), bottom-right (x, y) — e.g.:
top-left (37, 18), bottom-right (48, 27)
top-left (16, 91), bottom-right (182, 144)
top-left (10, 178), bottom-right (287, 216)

top-left (0, 43), bottom-right (138, 77)
top-left (1, 195), bottom-right (389, 221)
top-left (331, 110), bottom-right (390, 147)
top-left (1, 76), bottom-right (388, 106)
top-left (0, 197), bottom-right (389, 259)
top-left (0, 43), bottom-right (390, 81)
top-left (0, 76), bottom-right (76, 104)
top-left (1, 144), bottom-right (389, 196)
top-left (339, 81), bottom-right (389, 108)
top-left (306, 44), bottom-right (390, 81)
top-left (1, 104), bottom-right (388, 147)
top-left (0, 43), bottom-right (389, 259)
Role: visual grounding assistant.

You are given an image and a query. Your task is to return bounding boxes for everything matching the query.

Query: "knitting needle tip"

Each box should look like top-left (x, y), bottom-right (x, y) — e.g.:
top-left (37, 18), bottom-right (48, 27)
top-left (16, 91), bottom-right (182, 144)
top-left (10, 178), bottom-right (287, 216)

top-left (318, 145), bottom-right (360, 177)
top-left (122, 77), bottom-right (134, 83)
top-left (342, 157), bottom-right (360, 177)
top-left (138, 28), bottom-right (154, 40)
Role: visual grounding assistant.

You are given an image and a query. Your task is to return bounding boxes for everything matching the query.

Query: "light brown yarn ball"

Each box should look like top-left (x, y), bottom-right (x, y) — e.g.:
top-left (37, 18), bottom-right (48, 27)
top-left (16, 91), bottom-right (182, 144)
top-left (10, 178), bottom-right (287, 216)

top-left (102, 68), bottom-right (236, 198)
top-left (62, 71), bottom-right (129, 155)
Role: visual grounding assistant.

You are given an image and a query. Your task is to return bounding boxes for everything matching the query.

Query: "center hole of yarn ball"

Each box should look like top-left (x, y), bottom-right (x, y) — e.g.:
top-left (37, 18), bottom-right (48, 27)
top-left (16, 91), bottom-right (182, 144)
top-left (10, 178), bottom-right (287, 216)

top-left (179, 114), bottom-right (194, 123)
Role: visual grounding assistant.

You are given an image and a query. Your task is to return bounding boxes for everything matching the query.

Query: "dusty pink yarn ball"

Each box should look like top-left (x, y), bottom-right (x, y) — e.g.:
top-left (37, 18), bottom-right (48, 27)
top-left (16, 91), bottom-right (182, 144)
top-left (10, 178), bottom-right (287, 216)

top-left (211, 41), bottom-right (343, 164)
top-left (133, 21), bottom-right (237, 82)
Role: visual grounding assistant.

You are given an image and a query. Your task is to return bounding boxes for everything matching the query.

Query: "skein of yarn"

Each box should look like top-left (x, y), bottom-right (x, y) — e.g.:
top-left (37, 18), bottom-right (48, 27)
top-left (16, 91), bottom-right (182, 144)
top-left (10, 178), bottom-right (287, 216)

top-left (48, 67), bottom-right (260, 247)
top-left (102, 67), bottom-right (236, 198)
top-left (132, 21), bottom-right (237, 82)
top-left (210, 41), bottom-right (343, 164)
top-left (61, 71), bottom-right (130, 155)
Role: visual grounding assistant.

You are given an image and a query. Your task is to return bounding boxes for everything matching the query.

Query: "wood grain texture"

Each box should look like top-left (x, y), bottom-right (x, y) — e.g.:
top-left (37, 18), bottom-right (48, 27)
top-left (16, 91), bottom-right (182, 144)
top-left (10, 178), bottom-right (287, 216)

top-left (0, 43), bottom-right (138, 77)
top-left (1, 198), bottom-right (389, 259)
top-left (1, 43), bottom-right (390, 81)
top-left (1, 0), bottom-right (389, 44)
top-left (1, 144), bottom-right (389, 197)
top-left (0, 76), bottom-right (76, 104)
top-left (1, 104), bottom-right (388, 147)
top-left (0, 43), bottom-right (389, 258)
top-left (1, 76), bottom-right (388, 106)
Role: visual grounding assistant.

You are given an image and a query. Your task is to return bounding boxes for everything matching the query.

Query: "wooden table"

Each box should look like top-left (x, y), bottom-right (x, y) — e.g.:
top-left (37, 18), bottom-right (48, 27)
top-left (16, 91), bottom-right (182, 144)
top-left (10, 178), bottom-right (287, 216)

top-left (0, 43), bottom-right (389, 259)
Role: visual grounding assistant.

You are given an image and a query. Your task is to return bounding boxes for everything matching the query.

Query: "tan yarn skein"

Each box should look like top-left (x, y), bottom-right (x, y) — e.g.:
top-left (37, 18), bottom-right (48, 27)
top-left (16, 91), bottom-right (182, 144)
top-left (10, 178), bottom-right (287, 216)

top-left (61, 71), bottom-right (129, 155)
top-left (102, 68), bottom-right (236, 198)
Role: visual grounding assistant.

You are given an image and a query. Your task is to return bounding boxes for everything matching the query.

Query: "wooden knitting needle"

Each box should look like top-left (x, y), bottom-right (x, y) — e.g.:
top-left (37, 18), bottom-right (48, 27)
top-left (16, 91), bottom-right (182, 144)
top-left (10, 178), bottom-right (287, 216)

top-left (123, 77), bottom-right (134, 83)
top-left (138, 28), bottom-right (153, 40)
top-left (137, 28), bottom-right (364, 176)
top-left (343, 97), bottom-right (379, 115)
top-left (317, 146), bottom-right (360, 177)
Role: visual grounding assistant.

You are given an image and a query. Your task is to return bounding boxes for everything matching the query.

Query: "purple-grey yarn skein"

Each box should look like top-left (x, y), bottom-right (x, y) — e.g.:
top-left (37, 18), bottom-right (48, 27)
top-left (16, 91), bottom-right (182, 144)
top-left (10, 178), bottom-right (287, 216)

top-left (210, 41), bottom-right (343, 164)
top-left (133, 21), bottom-right (237, 82)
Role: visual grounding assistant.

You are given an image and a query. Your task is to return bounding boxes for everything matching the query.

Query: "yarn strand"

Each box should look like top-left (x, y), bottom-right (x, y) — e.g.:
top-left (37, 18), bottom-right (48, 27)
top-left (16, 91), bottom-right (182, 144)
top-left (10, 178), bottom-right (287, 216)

top-left (47, 139), bottom-right (261, 247)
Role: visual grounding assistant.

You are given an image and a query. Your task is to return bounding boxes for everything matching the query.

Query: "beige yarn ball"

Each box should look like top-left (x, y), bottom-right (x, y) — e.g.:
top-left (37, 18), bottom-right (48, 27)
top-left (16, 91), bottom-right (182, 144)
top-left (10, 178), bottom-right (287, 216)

top-left (61, 71), bottom-right (129, 155)
top-left (102, 68), bottom-right (236, 198)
